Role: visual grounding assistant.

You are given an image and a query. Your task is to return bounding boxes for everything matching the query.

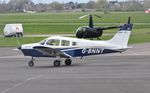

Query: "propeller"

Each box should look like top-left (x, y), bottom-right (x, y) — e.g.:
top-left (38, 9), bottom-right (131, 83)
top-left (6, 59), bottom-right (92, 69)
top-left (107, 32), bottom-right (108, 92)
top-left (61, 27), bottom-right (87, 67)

top-left (16, 36), bottom-right (22, 50)
top-left (12, 37), bottom-right (22, 51)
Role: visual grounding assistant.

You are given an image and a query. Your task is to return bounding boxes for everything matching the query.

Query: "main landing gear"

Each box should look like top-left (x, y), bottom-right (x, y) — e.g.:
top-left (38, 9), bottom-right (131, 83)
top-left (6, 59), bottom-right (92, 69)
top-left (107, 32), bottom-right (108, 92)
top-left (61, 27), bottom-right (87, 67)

top-left (28, 57), bottom-right (72, 67)
top-left (53, 58), bottom-right (72, 67)
top-left (65, 58), bottom-right (72, 66)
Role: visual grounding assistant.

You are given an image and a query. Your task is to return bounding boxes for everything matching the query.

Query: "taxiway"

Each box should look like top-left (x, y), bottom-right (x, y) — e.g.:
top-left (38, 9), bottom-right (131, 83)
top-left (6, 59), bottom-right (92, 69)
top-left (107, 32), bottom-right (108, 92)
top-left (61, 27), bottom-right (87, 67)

top-left (0, 43), bottom-right (150, 93)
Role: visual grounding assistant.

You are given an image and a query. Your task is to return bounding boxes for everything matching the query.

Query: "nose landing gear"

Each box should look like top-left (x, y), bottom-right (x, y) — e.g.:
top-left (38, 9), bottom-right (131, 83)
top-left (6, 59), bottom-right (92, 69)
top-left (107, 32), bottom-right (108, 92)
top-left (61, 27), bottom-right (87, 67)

top-left (28, 60), bottom-right (34, 67)
top-left (28, 57), bottom-right (35, 67)
top-left (53, 60), bottom-right (61, 67)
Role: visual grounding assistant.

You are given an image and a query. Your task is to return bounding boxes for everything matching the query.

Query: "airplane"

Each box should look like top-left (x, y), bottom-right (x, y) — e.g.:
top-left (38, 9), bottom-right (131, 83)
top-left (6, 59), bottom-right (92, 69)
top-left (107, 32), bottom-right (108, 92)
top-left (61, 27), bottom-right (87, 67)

top-left (75, 14), bottom-right (119, 39)
top-left (18, 17), bottom-right (133, 67)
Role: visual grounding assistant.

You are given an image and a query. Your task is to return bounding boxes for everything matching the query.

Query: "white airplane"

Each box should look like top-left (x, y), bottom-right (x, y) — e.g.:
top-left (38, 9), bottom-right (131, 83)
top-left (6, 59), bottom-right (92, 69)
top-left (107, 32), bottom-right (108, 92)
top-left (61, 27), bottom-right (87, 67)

top-left (18, 17), bottom-right (133, 67)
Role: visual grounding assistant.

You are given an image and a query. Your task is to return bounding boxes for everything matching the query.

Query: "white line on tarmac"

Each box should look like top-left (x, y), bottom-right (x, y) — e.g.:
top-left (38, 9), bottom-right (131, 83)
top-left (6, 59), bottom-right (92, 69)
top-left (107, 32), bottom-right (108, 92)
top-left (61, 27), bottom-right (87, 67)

top-left (0, 55), bottom-right (26, 59)
top-left (0, 75), bottom-right (43, 93)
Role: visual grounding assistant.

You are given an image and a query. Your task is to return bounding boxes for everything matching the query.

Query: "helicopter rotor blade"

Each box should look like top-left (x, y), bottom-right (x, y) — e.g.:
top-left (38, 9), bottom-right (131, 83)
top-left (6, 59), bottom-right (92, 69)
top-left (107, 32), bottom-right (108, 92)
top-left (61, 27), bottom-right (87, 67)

top-left (93, 15), bottom-right (101, 19)
top-left (79, 14), bottom-right (89, 19)
top-left (79, 14), bottom-right (101, 28)
top-left (79, 14), bottom-right (101, 19)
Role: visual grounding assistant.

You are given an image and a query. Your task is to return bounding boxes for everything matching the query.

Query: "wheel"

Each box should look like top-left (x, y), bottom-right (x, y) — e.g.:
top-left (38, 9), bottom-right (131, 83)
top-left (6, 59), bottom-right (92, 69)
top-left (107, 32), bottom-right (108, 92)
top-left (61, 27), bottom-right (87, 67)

top-left (20, 33), bottom-right (23, 37)
top-left (18, 33), bottom-right (23, 37)
top-left (53, 60), bottom-right (61, 67)
top-left (65, 58), bottom-right (72, 66)
top-left (16, 33), bottom-right (20, 37)
top-left (12, 35), bottom-right (16, 37)
top-left (28, 60), bottom-right (34, 67)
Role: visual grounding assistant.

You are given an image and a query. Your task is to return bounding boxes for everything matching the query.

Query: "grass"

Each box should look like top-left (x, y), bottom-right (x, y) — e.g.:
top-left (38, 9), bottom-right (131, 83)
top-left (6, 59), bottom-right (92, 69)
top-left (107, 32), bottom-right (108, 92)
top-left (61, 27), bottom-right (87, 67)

top-left (0, 12), bottom-right (150, 34)
top-left (0, 12), bottom-right (150, 46)
top-left (0, 37), bottom-right (45, 47)
top-left (0, 29), bottom-right (149, 47)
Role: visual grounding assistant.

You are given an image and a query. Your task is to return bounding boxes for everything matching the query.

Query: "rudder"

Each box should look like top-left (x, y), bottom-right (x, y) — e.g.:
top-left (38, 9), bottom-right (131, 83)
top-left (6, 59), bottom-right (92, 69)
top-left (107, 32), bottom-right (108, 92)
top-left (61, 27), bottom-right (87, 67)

top-left (108, 22), bottom-right (133, 48)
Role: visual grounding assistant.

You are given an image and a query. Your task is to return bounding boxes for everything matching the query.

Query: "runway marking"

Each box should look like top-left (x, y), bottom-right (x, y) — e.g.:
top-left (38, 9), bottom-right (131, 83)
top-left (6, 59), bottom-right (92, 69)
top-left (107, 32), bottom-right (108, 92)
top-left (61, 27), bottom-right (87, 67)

top-left (0, 55), bottom-right (27, 59)
top-left (12, 48), bottom-right (19, 51)
top-left (0, 75), bottom-right (43, 93)
top-left (0, 52), bottom-right (149, 59)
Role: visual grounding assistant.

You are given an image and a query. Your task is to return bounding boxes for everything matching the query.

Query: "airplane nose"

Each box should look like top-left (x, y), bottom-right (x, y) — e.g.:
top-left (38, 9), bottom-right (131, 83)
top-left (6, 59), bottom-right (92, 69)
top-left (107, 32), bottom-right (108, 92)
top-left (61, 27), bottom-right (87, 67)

top-left (17, 46), bottom-right (22, 50)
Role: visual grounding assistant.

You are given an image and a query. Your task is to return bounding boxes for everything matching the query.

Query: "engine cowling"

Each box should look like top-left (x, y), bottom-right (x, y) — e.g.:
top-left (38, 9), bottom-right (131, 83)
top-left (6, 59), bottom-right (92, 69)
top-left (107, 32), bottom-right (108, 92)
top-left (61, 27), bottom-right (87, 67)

top-left (76, 27), bottom-right (103, 38)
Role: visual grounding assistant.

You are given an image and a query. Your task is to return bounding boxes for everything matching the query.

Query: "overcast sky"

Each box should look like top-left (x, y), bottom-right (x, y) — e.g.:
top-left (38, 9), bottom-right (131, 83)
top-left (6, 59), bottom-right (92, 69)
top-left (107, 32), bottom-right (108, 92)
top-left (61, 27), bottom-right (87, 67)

top-left (3, 0), bottom-right (125, 3)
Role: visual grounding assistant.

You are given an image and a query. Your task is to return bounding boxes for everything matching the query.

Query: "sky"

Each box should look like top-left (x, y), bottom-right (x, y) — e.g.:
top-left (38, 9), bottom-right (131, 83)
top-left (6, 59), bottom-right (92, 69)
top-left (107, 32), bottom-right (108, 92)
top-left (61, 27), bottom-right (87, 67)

top-left (3, 0), bottom-right (125, 4)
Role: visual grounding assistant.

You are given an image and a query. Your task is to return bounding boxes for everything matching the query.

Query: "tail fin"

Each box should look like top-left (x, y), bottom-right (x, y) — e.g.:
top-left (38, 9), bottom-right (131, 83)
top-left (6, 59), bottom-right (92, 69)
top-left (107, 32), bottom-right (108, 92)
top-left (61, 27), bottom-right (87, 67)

top-left (108, 17), bottom-right (133, 48)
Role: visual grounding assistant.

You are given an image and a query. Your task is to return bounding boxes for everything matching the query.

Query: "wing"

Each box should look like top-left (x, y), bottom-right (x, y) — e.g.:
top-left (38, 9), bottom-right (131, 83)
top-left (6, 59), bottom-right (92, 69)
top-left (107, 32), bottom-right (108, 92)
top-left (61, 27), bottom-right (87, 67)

top-left (33, 46), bottom-right (71, 58)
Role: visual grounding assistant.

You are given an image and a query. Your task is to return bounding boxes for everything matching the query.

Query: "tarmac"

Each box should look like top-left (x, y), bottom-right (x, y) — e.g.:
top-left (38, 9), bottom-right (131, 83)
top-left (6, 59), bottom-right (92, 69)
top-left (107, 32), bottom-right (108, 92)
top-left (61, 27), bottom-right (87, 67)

top-left (0, 43), bottom-right (150, 93)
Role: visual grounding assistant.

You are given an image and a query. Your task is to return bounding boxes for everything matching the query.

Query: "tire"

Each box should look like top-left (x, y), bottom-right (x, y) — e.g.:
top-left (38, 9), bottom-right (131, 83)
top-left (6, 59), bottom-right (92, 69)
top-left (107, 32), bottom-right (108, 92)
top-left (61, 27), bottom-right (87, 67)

top-left (18, 33), bottom-right (23, 37)
top-left (20, 33), bottom-right (23, 37)
top-left (28, 60), bottom-right (34, 67)
top-left (12, 35), bottom-right (16, 37)
top-left (53, 60), bottom-right (61, 67)
top-left (16, 33), bottom-right (18, 37)
top-left (65, 58), bottom-right (72, 66)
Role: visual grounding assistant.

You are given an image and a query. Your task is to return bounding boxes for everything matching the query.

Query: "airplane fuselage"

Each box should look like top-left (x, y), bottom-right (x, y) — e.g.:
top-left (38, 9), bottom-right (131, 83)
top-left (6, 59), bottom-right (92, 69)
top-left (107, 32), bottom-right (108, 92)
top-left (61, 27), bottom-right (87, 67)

top-left (20, 36), bottom-right (124, 58)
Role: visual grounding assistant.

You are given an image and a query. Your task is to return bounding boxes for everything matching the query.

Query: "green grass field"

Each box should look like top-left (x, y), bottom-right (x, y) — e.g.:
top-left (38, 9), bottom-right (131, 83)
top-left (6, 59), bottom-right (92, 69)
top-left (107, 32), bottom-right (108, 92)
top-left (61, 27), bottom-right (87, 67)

top-left (0, 12), bottom-right (150, 46)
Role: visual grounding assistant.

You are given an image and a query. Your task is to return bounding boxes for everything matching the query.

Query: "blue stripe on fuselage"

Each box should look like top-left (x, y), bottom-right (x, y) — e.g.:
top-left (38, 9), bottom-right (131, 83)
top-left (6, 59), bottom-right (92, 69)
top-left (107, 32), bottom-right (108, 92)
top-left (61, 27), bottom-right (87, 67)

top-left (21, 49), bottom-right (51, 57)
top-left (21, 48), bottom-right (119, 58)
top-left (62, 48), bottom-right (119, 57)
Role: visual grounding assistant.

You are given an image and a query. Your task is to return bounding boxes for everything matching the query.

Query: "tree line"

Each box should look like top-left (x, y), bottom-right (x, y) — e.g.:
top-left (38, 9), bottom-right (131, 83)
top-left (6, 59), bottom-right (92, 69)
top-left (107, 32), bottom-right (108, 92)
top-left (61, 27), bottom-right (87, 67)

top-left (0, 0), bottom-right (150, 13)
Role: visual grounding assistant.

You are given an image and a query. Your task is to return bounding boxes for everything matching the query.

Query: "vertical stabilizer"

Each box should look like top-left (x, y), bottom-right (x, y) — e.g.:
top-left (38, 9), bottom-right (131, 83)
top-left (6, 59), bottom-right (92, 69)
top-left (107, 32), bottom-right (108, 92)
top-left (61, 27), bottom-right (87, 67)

top-left (108, 17), bottom-right (133, 48)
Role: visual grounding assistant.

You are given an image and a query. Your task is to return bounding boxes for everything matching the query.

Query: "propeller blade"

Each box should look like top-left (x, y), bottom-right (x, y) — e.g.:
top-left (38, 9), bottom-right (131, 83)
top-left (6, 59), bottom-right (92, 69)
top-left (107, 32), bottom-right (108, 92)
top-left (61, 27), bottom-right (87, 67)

top-left (17, 38), bottom-right (21, 46)
top-left (15, 36), bottom-right (22, 50)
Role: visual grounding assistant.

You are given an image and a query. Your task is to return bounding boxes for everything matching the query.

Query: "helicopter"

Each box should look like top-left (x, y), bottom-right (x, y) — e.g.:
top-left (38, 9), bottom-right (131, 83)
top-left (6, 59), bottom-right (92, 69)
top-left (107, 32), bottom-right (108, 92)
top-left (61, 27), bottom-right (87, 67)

top-left (75, 14), bottom-right (119, 39)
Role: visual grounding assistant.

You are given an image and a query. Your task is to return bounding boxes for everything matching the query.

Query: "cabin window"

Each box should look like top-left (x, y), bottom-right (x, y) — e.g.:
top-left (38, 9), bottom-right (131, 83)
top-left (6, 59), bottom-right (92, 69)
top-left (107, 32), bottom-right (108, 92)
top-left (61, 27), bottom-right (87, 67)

top-left (72, 42), bottom-right (77, 46)
top-left (39, 39), bottom-right (46, 45)
top-left (61, 40), bottom-right (70, 46)
top-left (46, 39), bottom-right (60, 46)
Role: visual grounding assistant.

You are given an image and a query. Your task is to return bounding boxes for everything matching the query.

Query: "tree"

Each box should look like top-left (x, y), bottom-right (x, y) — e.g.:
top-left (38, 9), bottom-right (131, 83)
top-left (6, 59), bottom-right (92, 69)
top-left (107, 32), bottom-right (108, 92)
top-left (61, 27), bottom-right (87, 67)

top-left (0, 0), bottom-right (9, 13)
top-left (122, 0), bottom-right (144, 11)
top-left (96, 0), bottom-right (108, 9)
top-left (86, 1), bottom-right (96, 9)
top-left (96, 0), bottom-right (109, 13)
top-left (49, 1), bottom-right (63, 12)
top-left (143, 0), bottom-right (150, 9)
top-left (8, 0), bottom-right (34, 12)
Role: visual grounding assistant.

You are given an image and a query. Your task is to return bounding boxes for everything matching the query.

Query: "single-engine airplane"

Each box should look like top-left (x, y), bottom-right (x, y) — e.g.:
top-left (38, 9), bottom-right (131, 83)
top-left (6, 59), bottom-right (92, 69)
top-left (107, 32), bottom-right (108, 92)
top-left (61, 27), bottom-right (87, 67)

top-left (18, 17), bottom-right (133, 67)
